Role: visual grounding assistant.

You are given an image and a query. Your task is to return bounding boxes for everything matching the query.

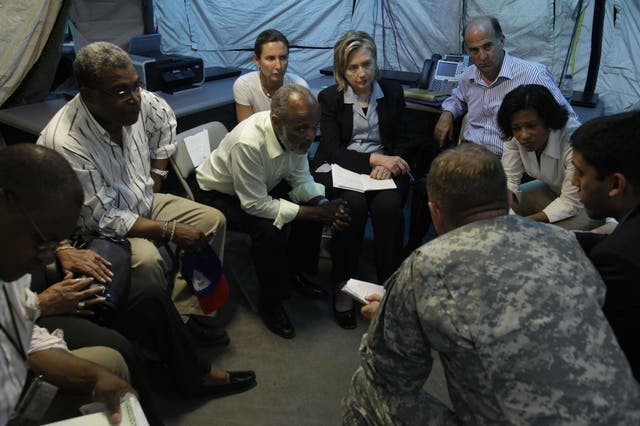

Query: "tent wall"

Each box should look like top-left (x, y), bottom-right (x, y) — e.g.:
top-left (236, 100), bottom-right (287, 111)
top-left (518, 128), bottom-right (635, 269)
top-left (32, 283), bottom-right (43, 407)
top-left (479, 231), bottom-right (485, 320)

top-left (0, 1), bottom-right (65, 106)
top-left (154, 0), bottom-right (639, 115)
top-left (0, 1), bottom-right (637, 114)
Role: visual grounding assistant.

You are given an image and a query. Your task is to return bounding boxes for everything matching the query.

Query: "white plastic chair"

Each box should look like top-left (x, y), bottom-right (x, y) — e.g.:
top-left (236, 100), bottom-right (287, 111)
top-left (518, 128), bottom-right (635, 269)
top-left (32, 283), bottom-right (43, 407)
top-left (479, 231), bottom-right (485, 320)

top-left (170, 121), bottom-right (258, 312)
top-left (171, 121), bottom-right (228, 200)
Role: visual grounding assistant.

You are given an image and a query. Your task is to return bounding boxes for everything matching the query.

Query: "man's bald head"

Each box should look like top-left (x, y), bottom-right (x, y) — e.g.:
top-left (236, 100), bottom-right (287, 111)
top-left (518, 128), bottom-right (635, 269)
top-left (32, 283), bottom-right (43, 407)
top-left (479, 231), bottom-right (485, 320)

top-left (270, 84), bottom-right (320, 155)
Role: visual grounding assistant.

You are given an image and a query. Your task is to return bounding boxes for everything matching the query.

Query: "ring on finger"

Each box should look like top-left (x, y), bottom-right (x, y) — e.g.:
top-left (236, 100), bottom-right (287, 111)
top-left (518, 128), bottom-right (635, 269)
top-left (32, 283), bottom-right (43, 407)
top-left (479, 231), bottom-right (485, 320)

top-left (78, 300), bottom-right (86, 309)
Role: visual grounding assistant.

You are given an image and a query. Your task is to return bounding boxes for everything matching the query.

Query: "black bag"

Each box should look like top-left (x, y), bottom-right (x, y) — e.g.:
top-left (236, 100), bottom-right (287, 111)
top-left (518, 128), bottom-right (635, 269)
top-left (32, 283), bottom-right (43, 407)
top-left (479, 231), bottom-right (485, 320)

top-left (78, 236), bottom-right (131, 325)
top-left (40, 236), bottom-right (132, 326)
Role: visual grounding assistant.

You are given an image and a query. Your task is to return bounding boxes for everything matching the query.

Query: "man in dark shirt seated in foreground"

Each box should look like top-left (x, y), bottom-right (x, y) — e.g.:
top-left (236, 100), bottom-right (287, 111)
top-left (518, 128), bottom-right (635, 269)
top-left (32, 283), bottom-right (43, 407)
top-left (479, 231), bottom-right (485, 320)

top-left (572, 110), bottom-right (640, 380)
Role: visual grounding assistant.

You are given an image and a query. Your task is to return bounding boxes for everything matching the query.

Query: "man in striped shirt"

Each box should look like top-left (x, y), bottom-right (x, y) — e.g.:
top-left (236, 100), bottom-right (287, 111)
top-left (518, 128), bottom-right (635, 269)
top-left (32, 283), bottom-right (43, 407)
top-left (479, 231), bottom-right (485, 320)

top-left (434, 16), bottom-right (577, 156)
top-left (37, 42), bottom-right (227, 333)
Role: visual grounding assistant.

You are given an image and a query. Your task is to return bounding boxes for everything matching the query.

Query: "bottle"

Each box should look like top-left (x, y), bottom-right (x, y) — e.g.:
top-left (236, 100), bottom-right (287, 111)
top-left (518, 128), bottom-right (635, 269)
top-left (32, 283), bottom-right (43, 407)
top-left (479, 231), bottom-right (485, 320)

top-left (560, 74), bottom-right (573, 103)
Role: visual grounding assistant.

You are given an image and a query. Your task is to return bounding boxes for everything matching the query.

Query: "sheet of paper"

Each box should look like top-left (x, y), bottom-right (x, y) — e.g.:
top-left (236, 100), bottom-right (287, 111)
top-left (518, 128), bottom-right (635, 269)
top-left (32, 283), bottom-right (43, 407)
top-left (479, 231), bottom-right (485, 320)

top-left (44, 393), bottom-right (149, 426)
top-left (331, 164), bottom-right (396, 193)
top-left (341, 278), bottom-right (385, 304)
top-left (184, 129), bottom-right (210, 168)
top-left (332, 164), bottom-right (366, 192)
top-left (359, 174), bottom-right (397, 191)
top-left (315, 163), bottom-right (332, 173)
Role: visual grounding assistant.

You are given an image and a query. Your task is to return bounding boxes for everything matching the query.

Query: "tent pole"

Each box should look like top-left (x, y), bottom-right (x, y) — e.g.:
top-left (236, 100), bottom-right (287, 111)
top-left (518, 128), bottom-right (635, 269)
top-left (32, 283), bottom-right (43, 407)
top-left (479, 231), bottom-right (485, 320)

top-left (142, 0), bottom-right (156, 34)
top-left (573, 0), bottom-right (604, 107)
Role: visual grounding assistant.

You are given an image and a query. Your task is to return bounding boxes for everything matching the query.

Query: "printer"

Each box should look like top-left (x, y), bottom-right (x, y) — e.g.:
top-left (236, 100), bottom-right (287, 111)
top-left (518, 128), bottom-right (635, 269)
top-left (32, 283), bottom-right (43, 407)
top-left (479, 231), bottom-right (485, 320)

top-left (128, 34), bottom-right (204, 93)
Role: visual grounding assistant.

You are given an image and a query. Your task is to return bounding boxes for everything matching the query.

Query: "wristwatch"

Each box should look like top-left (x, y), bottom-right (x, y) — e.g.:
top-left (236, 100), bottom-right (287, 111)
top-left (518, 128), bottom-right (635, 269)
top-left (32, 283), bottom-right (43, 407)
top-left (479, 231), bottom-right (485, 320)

top-left (151, 168), bottom-right (169, 179)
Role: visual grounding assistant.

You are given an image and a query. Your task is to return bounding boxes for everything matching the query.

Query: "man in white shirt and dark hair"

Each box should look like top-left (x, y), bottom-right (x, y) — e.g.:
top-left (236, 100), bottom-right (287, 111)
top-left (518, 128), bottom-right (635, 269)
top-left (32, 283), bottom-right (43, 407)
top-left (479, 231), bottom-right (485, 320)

top-left (196, 84), bottom-right (351, 339)
top-left (0, 144), bottom-right (135, 424)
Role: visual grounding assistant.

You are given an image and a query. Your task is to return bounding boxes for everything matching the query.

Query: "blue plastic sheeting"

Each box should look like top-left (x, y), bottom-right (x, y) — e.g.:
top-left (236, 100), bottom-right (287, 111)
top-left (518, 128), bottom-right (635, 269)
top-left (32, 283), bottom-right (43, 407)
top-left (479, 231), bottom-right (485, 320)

top-left (154, 0), bottom-right (640, 114)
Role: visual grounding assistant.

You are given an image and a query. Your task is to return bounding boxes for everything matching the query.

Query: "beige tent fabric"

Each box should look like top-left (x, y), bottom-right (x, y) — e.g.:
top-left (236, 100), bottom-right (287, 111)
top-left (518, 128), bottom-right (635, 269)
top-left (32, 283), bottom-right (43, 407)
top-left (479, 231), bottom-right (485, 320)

top-left (68, 0), bottom-right (144, 51)
top-left (0, 1), bottom-right (63, 106)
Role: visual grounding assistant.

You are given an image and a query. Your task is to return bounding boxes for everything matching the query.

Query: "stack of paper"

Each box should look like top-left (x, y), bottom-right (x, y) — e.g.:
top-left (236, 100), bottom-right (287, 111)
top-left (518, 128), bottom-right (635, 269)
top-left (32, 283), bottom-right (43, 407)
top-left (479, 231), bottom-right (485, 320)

top-left (44, 393), bottom-right (148, 426)
top-left (331, 164), bottom-right (396, 193)
top-left (341, 279), bottom-right (385, 304)
top-left (404, 88), bottom-right (449, 102)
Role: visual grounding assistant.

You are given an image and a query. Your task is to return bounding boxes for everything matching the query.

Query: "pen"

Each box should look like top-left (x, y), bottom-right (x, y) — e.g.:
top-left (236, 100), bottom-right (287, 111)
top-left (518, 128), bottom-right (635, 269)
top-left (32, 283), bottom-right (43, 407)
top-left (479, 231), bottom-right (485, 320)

top-left (406, 170), bottom-right (415, 182)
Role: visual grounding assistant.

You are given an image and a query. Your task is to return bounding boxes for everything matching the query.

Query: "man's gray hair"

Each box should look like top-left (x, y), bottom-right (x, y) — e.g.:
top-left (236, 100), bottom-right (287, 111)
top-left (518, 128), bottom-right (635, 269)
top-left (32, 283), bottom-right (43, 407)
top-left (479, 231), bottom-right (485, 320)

top-left (271, 84), bottom-right (315, 119)
top-left (74, 41), bottom-right (132, 88)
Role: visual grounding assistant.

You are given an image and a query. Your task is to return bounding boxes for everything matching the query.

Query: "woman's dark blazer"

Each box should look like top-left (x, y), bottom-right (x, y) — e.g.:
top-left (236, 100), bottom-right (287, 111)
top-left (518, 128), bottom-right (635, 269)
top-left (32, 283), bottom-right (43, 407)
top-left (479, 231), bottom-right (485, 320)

top-left (312, 79), bottom-right (409, 175)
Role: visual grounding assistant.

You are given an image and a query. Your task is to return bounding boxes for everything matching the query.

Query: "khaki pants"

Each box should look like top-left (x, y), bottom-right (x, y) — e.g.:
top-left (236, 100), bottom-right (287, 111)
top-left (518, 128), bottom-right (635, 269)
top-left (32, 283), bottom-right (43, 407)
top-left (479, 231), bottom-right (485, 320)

top-left (512, 180), bottom-right (603, 231)
top-left (128, 193), bottom-right (226, 316)
top-left (43, 346), bottom-right (130, 422)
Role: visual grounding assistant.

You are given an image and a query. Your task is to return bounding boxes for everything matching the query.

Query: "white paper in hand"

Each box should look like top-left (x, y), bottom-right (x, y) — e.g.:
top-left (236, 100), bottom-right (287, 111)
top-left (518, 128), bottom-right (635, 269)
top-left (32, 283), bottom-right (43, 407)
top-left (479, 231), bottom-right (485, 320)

top-left (184, 129), bottom-right (210, 168)
top-left (44, 393), bottom-right (149, 426)
top-left (341, 279), bottom-right (385, 304)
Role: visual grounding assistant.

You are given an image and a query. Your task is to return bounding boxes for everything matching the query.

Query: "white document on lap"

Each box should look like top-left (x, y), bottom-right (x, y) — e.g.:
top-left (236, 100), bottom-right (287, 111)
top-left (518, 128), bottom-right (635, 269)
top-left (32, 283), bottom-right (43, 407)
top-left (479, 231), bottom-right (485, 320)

top-left (331, 164), bottom-right (396, 193)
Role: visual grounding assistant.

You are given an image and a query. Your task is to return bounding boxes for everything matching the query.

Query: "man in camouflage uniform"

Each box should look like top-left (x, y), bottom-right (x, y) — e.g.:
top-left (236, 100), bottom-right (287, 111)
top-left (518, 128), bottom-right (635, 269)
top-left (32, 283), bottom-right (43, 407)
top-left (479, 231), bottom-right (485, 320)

top-left (343, 144), bottom-right (640, 425)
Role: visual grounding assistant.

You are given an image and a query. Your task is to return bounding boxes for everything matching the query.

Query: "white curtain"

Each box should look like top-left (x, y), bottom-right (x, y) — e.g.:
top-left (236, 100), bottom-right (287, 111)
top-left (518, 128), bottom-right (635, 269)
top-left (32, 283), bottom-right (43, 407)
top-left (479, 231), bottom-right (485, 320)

top-left (0, 1), bottom-right (63, 106)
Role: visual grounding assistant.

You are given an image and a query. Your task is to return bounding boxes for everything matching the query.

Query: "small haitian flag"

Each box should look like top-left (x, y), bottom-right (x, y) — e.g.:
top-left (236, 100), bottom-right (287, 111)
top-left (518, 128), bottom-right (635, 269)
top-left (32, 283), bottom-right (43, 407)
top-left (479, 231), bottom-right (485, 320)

top-left (180, 244), bottom-right (229, 314)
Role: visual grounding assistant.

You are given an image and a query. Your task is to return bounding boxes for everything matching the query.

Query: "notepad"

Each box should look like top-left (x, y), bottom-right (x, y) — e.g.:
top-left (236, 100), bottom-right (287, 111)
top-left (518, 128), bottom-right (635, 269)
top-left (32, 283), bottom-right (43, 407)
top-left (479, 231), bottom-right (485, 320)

top-left (331, 164), bottom-right (396, 193)
top-left (404, 88), bottom-right (449, 102)
top-left (341, 279), bottom-right (385, 304)
top-left (44, 393), bottom-right (148, 426)
top-left (184, 129), bottom-right (210, 168)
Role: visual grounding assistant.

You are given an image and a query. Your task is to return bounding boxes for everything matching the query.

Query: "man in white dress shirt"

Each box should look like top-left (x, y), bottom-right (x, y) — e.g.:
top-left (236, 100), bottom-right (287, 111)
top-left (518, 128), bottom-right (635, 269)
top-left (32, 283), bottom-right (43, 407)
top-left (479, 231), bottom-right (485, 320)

top-left (196, 84), bottom-right (350, 338)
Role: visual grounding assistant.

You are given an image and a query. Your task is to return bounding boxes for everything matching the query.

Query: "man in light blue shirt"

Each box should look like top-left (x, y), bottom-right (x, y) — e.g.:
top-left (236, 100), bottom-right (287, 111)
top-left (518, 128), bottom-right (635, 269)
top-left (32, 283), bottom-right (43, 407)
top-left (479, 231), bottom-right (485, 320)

top-left (434, 16), bottom-right (577, 156)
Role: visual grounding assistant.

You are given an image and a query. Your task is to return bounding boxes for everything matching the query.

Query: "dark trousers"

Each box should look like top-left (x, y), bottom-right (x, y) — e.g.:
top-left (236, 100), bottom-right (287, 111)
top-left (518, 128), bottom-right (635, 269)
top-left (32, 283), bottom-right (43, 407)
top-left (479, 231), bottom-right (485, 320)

top-left (406, 177), bottom-right (432, 253)
top-left (192, 180), bottom-right (322, 308)
top-left (32, 260), bottom-right (211, 395)
top-left (315, 172), bottom-right (409, 285)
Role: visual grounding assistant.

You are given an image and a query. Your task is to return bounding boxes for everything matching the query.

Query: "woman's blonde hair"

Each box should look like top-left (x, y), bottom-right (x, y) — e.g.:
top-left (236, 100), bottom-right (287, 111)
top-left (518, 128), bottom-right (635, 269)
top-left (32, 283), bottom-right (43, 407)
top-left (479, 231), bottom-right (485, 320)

top-left (333, 31), bottom-right (379, 92)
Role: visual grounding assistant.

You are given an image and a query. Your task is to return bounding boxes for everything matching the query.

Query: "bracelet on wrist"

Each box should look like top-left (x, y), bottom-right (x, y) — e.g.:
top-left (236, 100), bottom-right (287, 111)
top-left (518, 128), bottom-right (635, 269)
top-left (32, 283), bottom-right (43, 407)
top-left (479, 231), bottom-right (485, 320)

top-left (151, 168), bottom-right (169, 179)
top-left (169, 220), bottom-right (177, 242)
top-left (161, 220), bottom-right (169, 239)
top-left (55, 244), bottom-right (74, 252)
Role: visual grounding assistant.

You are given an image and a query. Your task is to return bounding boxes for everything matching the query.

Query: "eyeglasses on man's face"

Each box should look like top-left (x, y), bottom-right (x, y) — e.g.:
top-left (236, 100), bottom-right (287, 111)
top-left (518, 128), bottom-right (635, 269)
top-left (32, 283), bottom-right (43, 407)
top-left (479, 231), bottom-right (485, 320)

top-left (95, 80), bottom-right (144, 100)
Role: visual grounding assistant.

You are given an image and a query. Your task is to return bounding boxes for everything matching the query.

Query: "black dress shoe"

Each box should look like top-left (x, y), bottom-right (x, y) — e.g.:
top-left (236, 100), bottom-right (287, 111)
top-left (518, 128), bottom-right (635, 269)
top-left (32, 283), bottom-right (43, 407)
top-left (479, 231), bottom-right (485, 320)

top-left (185, 316), bottom-right (231, 347)
top-left (292, 273), bottom-right (329, 300)
top-left (334, 305), bottom-right (357, 329)
top-left (196, 370), bottom-right (257, 398)
top-left (333, 293), bottom-right (357, 329)
top-left (260, 304), bottom-right (295, 338)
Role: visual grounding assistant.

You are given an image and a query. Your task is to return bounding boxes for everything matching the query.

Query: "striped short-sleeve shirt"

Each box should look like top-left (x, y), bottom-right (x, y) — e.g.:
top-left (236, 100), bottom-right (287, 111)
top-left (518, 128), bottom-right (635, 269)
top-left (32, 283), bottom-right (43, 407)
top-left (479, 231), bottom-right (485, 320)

top-left (38, 90), bottom-right (177, 237)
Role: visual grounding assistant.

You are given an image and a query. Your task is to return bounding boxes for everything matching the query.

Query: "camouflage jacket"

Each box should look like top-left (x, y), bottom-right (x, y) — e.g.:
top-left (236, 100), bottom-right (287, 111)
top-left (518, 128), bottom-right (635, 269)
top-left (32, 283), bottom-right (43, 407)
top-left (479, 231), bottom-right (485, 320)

top-left (344, 215), bottom-right (640, 425)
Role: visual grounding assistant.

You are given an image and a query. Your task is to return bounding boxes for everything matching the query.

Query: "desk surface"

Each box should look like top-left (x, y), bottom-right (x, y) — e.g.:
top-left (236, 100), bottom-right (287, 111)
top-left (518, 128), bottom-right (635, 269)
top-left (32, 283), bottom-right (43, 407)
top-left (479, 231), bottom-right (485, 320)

top-left (2, 72), bottom-right (606, 137)
top-left (0, 73), bottom-right (244, 136)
